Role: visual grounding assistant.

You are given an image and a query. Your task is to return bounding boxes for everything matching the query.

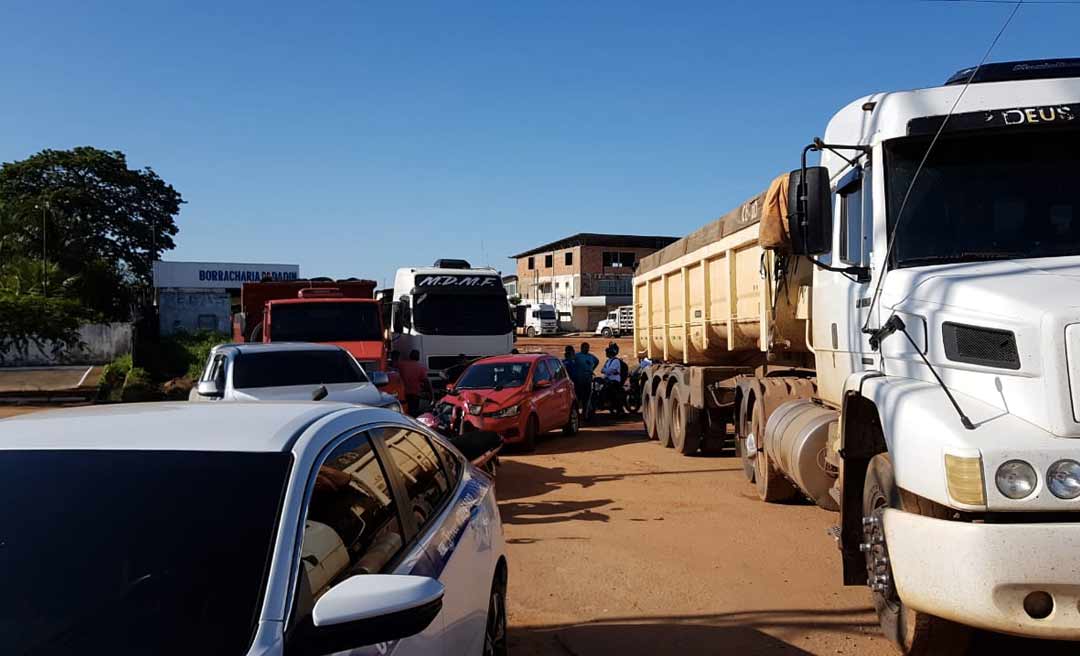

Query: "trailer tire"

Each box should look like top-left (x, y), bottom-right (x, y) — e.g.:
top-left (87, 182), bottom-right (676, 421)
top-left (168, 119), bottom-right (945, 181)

top-left (643, 388), bottom-right (659, 439)
top-left (751, 398), bottom-right (797, 502)
top-left (863, 454), bottom-right (971, 656)
top-left (670, 393), bottom-right (701, 456)
top-left (656, 394), bottom-right (673, 448)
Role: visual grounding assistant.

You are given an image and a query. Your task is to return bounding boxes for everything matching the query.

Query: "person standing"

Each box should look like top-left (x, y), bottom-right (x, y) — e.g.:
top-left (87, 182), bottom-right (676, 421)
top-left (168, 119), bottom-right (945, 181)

top-left (573, 342), bottom-right (599, 405)
top-left (397, 349), bottom-right (430, 416)
top-left (562, 345), bottom-right (578, 383)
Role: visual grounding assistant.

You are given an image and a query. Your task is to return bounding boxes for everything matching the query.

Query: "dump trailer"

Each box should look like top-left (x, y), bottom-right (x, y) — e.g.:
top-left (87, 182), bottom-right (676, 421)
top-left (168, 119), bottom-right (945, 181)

top-left (635, 58), bottom-right (1080, 654)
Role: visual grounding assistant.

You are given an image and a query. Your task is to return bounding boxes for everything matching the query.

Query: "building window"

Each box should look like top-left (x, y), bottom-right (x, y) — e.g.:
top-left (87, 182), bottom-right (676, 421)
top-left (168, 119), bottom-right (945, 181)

top-left (565, 252), bottom-right (573, 266)
top-left (544, 254), bottom-right (553, 268)
top-left (527, 257), bottom-right (534, 270)
top-left (602, 252), bottom-right (635, 268)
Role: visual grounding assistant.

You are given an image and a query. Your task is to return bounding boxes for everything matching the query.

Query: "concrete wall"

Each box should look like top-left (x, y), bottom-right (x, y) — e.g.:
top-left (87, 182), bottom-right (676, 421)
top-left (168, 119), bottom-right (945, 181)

top-left (158, 289), bottom-right (232, 336)
top-left (0, 322), bottom-right (133, 367)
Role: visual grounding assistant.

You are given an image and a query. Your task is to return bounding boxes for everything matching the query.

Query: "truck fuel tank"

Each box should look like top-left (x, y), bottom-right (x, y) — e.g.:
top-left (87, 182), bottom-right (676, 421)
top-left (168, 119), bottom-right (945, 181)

top-left (764, 400), bottom-right (839, 510)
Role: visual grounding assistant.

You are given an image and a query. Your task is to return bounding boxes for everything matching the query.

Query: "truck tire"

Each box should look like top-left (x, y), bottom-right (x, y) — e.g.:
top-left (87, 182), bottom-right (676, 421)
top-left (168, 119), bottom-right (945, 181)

top-left (656, 394), bottom-right (673, 448)
top-left (642, 388), bottom-right (658, 439)
top-left (751, 399), bottom-right (798, 502)
top-left (670, 392), bottom-right (702, 456)
top-left (601, 327), bottom-right (612, 338)
top-left (526, 326), bottom-right (536, 338)
top-left (863, 453), bottom-right (971, 656)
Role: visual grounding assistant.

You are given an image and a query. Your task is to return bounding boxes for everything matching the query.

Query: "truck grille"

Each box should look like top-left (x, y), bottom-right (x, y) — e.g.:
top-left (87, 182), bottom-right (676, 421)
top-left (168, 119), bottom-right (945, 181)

top-left (942, 322), bottom-right (1020, 370)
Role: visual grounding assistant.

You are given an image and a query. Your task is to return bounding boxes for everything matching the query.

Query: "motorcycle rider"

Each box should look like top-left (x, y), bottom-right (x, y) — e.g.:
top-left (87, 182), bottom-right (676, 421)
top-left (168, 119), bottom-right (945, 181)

top-left (599, 345), bottom-right (626, 411)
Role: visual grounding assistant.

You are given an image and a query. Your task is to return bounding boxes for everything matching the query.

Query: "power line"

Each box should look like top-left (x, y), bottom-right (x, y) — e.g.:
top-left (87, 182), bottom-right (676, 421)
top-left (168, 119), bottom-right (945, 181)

top-left (862, 0), bottom-right (1024, 334)
top-left (919, 0), bottom-right (1078, 4)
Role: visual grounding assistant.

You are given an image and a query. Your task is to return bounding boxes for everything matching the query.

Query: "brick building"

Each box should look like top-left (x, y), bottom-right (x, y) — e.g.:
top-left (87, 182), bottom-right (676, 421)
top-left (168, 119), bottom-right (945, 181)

top-left (510, 233), bottom-right (677, 331)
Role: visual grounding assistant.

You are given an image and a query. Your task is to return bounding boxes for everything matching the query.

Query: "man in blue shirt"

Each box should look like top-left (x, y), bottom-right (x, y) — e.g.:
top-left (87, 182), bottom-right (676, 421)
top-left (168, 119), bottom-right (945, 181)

top-left (573, 341), bottom-right (599, 405)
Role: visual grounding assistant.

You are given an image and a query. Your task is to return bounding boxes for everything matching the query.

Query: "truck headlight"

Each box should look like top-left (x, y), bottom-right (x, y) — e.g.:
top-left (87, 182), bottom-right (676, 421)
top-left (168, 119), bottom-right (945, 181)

top-left (996, 460), bottom-right (1037, 500)
top-left (1047, 460), bottom-right (1080, 499)
top-left (491, 405), bottom-right (520, 419)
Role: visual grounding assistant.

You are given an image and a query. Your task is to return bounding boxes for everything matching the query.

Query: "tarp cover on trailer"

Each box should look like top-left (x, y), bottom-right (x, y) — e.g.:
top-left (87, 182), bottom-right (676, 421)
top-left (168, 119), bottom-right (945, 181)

top-left (759, 173), bottom-right (791, 251)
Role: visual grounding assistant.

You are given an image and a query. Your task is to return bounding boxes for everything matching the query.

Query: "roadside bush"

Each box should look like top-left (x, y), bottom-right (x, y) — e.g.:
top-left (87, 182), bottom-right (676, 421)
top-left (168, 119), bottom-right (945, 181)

top-left (98, 353), bottom-right (133, 401)
top-left (121, 367), bottom-right (159, 402)
top-left (0, 294), bottom-right (95, 362)
top-left (150, 330), bottom-right (228, 381)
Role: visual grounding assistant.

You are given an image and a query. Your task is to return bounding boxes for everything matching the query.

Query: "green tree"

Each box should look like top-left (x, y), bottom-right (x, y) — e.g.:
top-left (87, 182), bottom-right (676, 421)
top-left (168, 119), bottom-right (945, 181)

top-left (0, 147), bottom-right (183, 318)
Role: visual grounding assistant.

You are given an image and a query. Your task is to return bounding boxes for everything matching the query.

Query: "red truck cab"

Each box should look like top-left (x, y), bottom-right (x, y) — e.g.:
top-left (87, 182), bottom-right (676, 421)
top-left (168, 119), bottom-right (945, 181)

top-left (232, 280), bottom-right (404, 400)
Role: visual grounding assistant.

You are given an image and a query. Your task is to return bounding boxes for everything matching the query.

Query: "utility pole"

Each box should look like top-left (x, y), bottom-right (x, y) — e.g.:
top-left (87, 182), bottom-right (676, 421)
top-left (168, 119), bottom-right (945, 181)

top-left (41, 201), bottom-right (48, 297)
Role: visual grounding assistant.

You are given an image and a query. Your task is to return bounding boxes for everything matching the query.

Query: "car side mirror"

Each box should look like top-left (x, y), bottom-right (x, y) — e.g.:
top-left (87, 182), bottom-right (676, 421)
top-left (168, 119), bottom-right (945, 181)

top-left (534, 379), bottom-right (551, 390)
top-left (370, 371), bottom-right (390, 387)
top-left (196, 380), bottom-right (223, 398)
top-left (788, 166), bottom-right (833, 256)
top-left (293, 575), bottom-right (444, 656)
top-left (445, 383), bottom-right (455, 394)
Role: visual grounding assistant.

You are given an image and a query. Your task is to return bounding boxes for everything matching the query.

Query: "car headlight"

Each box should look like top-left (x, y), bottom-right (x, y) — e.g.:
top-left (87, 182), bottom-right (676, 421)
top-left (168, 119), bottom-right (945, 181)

top-left (490, 405), bottom-right (520, 419)
top-left (1047, 460), bottom-right (1080, 499)
top-left (996, 460), bottom-right (1037, 499)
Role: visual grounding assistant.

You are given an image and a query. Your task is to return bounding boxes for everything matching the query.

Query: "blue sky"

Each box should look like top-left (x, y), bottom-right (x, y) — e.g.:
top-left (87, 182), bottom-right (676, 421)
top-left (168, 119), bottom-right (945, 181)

top-left (2, 1), bottom-right (1077, 287)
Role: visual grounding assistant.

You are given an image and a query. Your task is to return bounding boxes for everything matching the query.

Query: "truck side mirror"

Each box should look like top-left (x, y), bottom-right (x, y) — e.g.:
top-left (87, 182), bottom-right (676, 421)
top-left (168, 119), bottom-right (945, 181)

top-left (788, 166), bottom-right (833, 256)
top-left (391, 301), bottom-right (403, 333)
top-left (514, 306), bottom-right (527, 328)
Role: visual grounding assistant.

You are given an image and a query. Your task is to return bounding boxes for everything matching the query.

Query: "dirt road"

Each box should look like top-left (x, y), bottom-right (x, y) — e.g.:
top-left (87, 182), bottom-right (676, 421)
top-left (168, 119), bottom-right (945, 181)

top-left (498, 417), bottom-right (1071, 655)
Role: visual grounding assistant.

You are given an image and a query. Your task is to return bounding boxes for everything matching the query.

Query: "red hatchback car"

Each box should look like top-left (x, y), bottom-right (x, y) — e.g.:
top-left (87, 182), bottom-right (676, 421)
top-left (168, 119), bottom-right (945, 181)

top-left (442, 353), bottom-right (579, 450)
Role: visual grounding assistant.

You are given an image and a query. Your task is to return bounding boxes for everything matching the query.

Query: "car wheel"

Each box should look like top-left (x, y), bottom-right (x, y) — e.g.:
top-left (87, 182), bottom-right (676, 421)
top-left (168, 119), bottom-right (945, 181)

top-left (484, 573), bottom-right (508, 656)
top-left (601, 327), bottom-right (612, 338)
top-left (562, 402), bottom-right (579, 435)
top-left (522, 414), bottom-right (539, 452)
top-left (864, 454), bottom-right (972, 655)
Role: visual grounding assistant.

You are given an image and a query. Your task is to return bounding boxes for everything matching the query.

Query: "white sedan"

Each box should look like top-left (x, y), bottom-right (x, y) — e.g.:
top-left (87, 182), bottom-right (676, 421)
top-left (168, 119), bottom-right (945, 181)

top-left (0, 403), bottom-right (507, 656)
top-left (191, 342), bottom-right (401, 411)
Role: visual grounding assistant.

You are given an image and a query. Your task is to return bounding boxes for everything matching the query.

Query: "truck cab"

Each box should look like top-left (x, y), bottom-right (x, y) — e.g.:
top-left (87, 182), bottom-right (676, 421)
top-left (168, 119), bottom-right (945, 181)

top-left (390, 260), bottom-right (514, 382)
top-left (594, 305), bottom-right (632, 338)
top-left (516, 302), bottom-right (558, 337)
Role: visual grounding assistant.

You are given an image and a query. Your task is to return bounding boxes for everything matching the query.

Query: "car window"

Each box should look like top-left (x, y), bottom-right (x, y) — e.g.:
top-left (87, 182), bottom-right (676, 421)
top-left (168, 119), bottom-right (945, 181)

top-left (372, 427), bottom-right (451, 530)
top-left (429, 436), bottom-right (462, 484)
top-left (300, 432), bottom-right (405, 600)
top-left (233, 350), bottom-right (367, 389)
top-left (549, 358), bottom-right (567, 381)
top-left (533, 359), bottom-right (552, 384)
top-left (0, 450), bottom-right (290, 656)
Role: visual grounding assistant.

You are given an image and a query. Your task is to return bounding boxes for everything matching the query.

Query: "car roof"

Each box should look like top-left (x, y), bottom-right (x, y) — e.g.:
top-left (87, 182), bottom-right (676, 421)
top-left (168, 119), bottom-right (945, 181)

top-left (214, 342), bottom-right (347, 355)
top-left (0, 402), bottom-right (363, 452)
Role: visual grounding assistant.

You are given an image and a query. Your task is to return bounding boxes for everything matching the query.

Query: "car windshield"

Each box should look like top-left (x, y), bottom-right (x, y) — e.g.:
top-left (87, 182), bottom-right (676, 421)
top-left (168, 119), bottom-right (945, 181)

top-left (233, 350), bottom-right (367, 388)
top-left (455, 362), bottom-right (530, 389)
top-left (270, 302), bottom-right (382, 342)
top-left (886, 128), bottom-right (1080, 267)
top-left (412, 293), bottom-right (513, 336)
top-left (0, 450), bottom-right (290, 656)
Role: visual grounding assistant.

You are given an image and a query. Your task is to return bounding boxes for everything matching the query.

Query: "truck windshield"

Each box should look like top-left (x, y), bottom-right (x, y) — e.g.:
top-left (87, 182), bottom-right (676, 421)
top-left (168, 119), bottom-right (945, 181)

top-left (233, 350), bottom-right (367, 388)
top-left (0, 450), bottom-right (290, 656)
top-left (539, 309), bottom-right (556, 320)
top-left (886, 128), bottom-right (1080, 267)
top-left (271, 302), bottom-right (381, 342)
top-left (413, 293), bottom-right (513, 336)
top-left (456, 362), bottom-right (530, 389)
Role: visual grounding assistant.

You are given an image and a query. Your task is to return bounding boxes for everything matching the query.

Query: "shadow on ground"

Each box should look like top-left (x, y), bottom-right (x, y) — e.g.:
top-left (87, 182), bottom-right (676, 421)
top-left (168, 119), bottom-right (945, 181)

top-left (508, 607), bottom-right (881, 655)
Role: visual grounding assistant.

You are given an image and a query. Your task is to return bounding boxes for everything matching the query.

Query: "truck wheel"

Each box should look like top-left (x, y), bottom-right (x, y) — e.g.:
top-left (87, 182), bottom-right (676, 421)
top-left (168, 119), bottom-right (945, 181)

top-left (521, 414), bottom-right (539, 452)
top-left (656, 394), bottom-right (673, 448)
top-left (526, 326), bottom-right (536, 338)
top-left (737, 397), bottom-right (756, 482)
top-left (752, 400), bottom-right (797, 502)
top-left (863, 454), bottom-right (971, 655)
top-left (670, 394), bottom-right (701, 456)
top-left (601, 327), bottom-right (612, 338)
top-left (562, 402), bottom-right (579, 435)
top-left (642, 389), bottom-right (657, 439)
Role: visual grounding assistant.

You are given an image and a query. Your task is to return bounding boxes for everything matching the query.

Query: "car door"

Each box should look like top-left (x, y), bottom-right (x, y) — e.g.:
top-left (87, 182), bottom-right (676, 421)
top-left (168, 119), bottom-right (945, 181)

top-left (530, 359), bottom-right (559, 432)
top-left (372, 425), bottom-right (498, 656)
top-left (546, 357), bottom-right (573, 420)
top-left (287, 428), bottom-right (445, 656)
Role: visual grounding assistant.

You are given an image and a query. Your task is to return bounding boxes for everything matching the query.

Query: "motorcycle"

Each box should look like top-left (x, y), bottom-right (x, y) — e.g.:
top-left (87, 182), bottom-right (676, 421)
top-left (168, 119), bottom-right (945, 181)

top-left (417, 399), bottom-right (502, 478)
top-left (624, 366), bottom-right (646, 414)
top-left (583, 376), bottom-right (627, 421)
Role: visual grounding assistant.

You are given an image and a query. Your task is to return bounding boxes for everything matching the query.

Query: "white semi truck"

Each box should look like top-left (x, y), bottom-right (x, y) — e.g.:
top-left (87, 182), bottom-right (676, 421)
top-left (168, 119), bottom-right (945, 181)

top-left (390, 259), bottom-right (514, 382)
top-left (634, 58), bottom-right (1080, 653)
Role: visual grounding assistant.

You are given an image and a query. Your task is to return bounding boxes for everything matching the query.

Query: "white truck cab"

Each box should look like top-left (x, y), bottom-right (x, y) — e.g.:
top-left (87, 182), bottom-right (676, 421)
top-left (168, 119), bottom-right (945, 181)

top-left (517, 302), bottom-right (558, 337)
top-left (390, 259), bottom-right (514, 381)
